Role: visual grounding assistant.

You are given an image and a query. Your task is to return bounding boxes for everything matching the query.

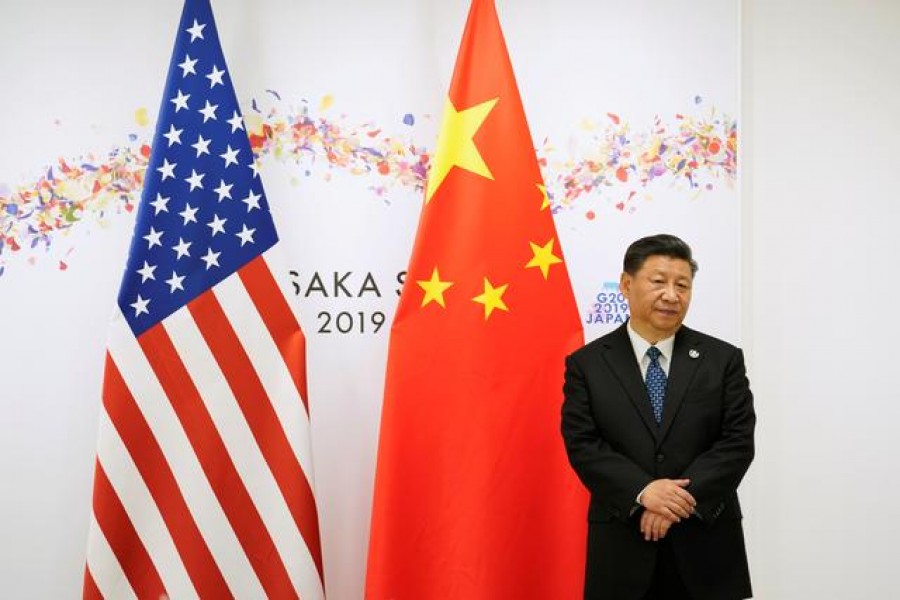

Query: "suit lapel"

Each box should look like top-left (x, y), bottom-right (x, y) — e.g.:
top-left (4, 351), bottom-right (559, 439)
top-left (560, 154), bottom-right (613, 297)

top-left (658, 326), bottom-right (704, 442)
top-left (600, 324), bottom-right (660, 439)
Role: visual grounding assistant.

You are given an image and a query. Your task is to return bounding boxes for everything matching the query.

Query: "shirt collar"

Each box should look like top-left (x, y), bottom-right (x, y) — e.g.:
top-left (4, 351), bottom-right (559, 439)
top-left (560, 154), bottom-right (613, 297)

top-left (626, 320), bottom-right (676, 364)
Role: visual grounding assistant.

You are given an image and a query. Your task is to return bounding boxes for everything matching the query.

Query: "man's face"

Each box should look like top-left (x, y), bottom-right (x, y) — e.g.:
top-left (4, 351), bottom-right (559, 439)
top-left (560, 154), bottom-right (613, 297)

top-left (620, 255), bottom-right (693, 342)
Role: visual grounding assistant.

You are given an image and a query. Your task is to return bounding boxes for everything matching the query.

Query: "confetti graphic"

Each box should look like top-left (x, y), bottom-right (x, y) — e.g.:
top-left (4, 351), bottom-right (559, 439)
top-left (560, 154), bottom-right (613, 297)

top-left (0, 146), bottom-right (149, 276)
top-left (246, 92), bottom-right (431, 198)
top-left (0, 95), bottom-right (736, 277)
top-left (544, 103), bottom-right (737, 212)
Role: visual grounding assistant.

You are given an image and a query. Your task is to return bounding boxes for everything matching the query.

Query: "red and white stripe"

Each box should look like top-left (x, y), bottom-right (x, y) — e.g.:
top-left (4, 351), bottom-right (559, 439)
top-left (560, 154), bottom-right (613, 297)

top-left (84, 253), bottom-right (324, 599)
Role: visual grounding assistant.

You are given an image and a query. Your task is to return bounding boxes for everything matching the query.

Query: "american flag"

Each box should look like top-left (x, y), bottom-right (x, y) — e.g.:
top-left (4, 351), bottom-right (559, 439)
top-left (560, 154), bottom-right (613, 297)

top-left (83, 1), bottom-right (324, 598)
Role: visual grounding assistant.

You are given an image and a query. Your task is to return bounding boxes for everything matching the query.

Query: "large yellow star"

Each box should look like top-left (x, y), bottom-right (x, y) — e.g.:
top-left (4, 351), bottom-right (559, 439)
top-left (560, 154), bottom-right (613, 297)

top-left (472, 277), bottom-right (509, 320)
top-left (417, 268), bottom-right (454, 308)
top-left (526, 238), bottom-right (563, 279)
top-left (537, 183), bottom-right (550, 211)
top-left (425, 97), bottom-right (499, 203)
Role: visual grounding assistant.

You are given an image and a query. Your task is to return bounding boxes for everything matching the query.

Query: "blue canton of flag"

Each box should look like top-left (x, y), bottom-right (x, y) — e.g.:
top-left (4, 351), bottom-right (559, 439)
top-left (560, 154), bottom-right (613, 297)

top-left (120, 0), bottom-right (277, 335)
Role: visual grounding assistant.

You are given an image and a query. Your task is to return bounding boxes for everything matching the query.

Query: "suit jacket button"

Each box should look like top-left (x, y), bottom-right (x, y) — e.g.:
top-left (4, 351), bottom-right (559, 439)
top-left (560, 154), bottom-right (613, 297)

top-left (655, 453), bottom-right (665, 463)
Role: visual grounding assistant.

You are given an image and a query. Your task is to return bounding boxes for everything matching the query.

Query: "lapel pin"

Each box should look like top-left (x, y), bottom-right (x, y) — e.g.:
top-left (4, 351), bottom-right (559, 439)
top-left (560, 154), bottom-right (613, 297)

top-left (689, 349), bottom-right (700, 359)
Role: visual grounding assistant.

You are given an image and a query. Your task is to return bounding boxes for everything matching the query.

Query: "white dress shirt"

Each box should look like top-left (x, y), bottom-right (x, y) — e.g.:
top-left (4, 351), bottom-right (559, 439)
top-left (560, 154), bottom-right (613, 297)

top-left (626, 321), bottom-right (676, 508)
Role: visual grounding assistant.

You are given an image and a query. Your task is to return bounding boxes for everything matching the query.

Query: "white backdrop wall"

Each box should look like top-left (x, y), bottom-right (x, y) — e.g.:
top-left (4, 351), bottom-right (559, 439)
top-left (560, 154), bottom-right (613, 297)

top-left (3, 0), bottom-right (897, 598)
top-left (741, 0), bottom-right (900, 597)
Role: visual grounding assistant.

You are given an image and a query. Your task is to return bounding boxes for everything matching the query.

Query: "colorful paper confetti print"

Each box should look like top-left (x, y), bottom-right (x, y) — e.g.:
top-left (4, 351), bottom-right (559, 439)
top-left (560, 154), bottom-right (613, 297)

top-left (246, 93), bottom-right (431, 198)
top-left (0, 94), bottom-right (736, 276)
top-left (543, 100), bottom-right (737, 213)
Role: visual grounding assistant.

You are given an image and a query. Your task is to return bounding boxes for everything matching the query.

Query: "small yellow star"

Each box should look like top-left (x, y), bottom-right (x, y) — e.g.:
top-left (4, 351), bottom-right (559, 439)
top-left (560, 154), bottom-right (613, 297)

top-left (537, 183), bottom-right (550, 211)
top-left (417, 268), bottom-right (454, 308)
top-left (472, 277), bottom-right (509, 319)
top-left (425, 97), bottom-right (498, 203)
top-left (526, 238), bottom-right (563, 279)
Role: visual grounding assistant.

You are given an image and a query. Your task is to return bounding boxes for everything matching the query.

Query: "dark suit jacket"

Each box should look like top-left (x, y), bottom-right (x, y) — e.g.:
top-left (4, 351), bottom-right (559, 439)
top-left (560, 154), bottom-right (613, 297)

top-left (562, 322), bottom-right (755, 600)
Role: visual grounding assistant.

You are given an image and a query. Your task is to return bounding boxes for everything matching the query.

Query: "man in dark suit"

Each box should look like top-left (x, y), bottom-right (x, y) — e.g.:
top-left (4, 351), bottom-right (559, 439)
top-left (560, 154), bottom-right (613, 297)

top-left (562, 234), bottom-right (755, 600)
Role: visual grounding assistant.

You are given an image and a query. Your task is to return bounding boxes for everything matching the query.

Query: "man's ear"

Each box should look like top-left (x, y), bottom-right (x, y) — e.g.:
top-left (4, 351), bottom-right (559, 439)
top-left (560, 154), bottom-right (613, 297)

top-left (619, 272), bottom-right (631, 297)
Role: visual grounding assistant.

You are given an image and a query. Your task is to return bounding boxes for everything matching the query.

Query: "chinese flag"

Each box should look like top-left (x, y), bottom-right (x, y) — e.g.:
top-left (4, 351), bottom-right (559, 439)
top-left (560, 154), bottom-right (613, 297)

top-left (366, 1), bottom-right (588, 598)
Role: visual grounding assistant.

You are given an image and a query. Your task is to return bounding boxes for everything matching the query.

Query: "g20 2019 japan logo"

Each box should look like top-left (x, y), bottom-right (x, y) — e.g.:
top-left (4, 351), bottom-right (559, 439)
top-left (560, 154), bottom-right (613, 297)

top-left (585, 281), bottom-right (629, 326)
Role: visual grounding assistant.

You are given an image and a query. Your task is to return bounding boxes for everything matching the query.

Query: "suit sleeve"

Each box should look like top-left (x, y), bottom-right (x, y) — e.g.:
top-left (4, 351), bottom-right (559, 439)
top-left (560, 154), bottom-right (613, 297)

top-left (561, 354), bottom-right (653, 519)
top-left (681, 347), bottom-right (756, 521)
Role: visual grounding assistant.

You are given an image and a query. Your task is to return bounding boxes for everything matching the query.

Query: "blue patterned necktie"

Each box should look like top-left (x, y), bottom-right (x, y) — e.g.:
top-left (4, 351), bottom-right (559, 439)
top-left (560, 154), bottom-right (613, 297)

top-left (645, 346), bottom-right (667, 423)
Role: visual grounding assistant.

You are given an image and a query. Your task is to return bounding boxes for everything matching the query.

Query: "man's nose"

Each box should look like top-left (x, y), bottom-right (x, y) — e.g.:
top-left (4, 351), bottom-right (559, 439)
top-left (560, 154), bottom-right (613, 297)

top-left (661, 285), bottom-right (678, 301)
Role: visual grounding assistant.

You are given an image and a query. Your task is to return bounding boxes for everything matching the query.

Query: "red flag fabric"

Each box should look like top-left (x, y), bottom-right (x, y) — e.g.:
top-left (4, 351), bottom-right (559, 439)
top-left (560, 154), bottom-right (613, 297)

top-left (366, 1), bottom-right (588, 598)
top-left (82, 1), bottom-right (324, 598)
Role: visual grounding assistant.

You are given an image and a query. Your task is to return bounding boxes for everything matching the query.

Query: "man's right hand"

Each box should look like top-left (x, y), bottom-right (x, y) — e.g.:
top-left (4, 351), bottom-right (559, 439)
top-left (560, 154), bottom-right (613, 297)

top-left (640, 509), bottom-right (676, 541)
top-left (639, 478), bottom-right (696, 521)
